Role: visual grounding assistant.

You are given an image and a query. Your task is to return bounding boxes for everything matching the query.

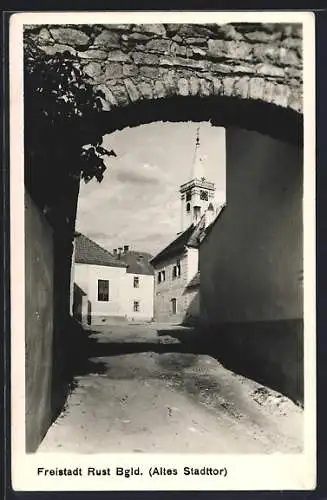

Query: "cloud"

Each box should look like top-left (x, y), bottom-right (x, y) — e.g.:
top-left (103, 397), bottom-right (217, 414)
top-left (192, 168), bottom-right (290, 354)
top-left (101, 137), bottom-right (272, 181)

top-left (116, 169), bottom-right (160, 186)
top-left (76, 122), bottom-right (226, 255)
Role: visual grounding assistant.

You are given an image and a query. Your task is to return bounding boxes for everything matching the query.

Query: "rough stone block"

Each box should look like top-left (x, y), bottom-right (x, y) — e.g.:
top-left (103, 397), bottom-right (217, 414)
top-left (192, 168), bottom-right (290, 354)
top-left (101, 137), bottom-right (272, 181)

top-left (93, 30), bottom-right (120, 49)
top-left (132, 52), bottom-right (159, 66)
top-left (233, 76), bottom-right (250, 99)
top-left (279, 48), bottom-right (300, 67)
top-left (211, 62), bottom-right (235, 74)
top-left (189, 76), bottom-right (200, 96)
top-left (137, 81), bottom-right (154, 99)
top-left (83, 61), bottom-right (103, 78)
top-left (102, 24), bottom-right (131, 31)
top-left (256, 63), bottom-right (285, 78)
top-left (163, 24), bottom-right (181, 34)
top-left (127, 32), bottom-right (152, 42)
top-left (216, 24), bottom-right (244, 41)
top-left (160, 56), bottom-right (207, 71)
top-left (94, 84), bottom-right (118, 107)
top-left (132, 24), bottom-right (166, 36)
top-left (271, 83), bottom-right (290, 108)
top-left (162, 71), bottom-right (176, 95)
top-left (41, 44), bottom-right (77, 56)
top-left (123, 78), bottom-right (141, 102)
top-left (252, 43), bottom-right (280, 62)
top-left (154, 80), bottom-right (167, 99)
top-left (96, 96), bottom-right (112, 111)
top-left (199, 78), bottom-right (212, 97)
top-left (245, 30), bottom-right (279, 43)
top-left (281, 36), bottom-right (302, 51)
top-left (179, 25), bottom-right (214, 38)
top-left (177, 78), bottom-right (189, 96)
top-left (123, 64), bottom-right (139, 77)
top-left (172, 34), bottom-right (183, 43)
top-left (263, 80), bottom-right (275, 103)
top-left (192, 46), bottom-right (207, 57)
top-left (171, 42), bottom-right (187, 57)
top-left (106, 50), bottom-right (131, 62)
top-left (139, 66), bottom-right (160, 79)
top-left (38, 27), bottom-right (52, 41)
top-left (184, 37), bottom-right (207, 46)
top-left (78, 49), bottom-right (108, 60)
top-left (103, 63), bottom-right (123, 80)
top-left (212, 77), bottom-right (222, 96)
top-left (287, 88), bottom-right (302, 113)
top-left (49, 27), bottom-right (90, 48)
top-left (111, 84), bottom-right (130, 105)
top-left (208, 39), bottom-right (252, 60)
top-left (146, 38), bottom-right (171, 54)
top-left (222, 77), bottom-right (236, 97)
top-left (248, 76), bottom-right (265, 100)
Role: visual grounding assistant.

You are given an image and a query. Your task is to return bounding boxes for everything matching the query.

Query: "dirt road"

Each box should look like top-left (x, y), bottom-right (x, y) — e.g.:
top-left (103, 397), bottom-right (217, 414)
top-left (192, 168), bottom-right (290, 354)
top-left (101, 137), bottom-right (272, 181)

top-left (38, 323), bottom-right (303, 454)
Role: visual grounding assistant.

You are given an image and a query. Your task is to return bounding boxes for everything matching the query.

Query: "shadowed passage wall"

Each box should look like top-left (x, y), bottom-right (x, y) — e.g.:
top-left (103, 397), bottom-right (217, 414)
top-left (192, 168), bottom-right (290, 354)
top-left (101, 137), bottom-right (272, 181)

top-left (200, 128), bottom-right (303, 403)
top-left (25, 190), bottom-right (54, 452)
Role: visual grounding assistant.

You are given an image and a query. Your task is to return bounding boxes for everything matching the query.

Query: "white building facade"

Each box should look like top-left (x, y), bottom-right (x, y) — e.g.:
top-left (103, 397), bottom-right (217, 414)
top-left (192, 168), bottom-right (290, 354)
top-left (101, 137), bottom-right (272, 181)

top-left (72, 235), bottom-right (154, 326)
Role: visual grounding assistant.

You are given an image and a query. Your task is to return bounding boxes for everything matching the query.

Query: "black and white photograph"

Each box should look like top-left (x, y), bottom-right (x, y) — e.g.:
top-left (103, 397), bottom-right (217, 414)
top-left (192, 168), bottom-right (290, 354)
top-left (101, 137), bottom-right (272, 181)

top-left (10, 11), bottom-right (316, 491)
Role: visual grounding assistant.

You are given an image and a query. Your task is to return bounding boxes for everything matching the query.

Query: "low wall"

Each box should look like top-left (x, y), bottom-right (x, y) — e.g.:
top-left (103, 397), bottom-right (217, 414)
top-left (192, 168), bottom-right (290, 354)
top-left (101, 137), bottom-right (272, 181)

top-left (25, 190), bottom-right (54, 452)
top-left (203, 319), bottom-right (303, 405)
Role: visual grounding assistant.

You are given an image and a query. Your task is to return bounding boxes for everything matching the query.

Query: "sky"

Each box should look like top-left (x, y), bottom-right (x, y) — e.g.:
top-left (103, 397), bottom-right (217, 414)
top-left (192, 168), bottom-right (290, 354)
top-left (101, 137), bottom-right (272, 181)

top-left (76, 121), bottom-right (226, 256)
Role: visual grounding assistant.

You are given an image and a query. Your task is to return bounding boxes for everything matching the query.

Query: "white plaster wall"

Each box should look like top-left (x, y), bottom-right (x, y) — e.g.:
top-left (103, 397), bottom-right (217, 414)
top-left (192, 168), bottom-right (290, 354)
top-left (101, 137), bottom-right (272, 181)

top-left (74, 263), bottom-right (127, 321)
top-left (124, 273), bottom-right (154, 321)
top-left (187, 247), bottom-right (199, 283)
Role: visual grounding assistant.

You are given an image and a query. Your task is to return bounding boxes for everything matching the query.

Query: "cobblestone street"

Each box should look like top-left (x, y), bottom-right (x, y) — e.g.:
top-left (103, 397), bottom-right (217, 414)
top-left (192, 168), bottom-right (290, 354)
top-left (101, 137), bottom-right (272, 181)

top-left (38, 323), bottom-right (303, 454)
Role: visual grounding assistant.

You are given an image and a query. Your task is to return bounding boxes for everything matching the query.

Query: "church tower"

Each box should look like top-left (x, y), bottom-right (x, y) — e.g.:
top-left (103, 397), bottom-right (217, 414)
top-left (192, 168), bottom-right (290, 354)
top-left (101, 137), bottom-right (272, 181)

top-left (180, 126), bottom-right (216, 231)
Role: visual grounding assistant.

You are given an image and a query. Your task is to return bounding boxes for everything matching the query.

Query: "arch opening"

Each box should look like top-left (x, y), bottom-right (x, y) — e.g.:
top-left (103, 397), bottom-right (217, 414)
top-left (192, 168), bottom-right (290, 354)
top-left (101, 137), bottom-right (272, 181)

top-left (79, 94), bottom-right (302, 149)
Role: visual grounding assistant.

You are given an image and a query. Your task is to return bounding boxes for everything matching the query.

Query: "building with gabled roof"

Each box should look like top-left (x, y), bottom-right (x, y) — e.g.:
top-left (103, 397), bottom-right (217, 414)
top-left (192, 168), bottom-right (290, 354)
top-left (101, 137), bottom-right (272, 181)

top-left (150, 126), bottom-right (224, 324)
top-left (72, 234), bottom-right (154, 326)
top-left (74, 233), bottom-right (127, 268)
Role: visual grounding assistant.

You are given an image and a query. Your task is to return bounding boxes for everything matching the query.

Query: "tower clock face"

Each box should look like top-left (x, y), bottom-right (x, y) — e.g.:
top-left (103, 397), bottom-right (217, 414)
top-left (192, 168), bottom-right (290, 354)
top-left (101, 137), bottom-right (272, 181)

top-left (200, 190), bottom-right (208, 201)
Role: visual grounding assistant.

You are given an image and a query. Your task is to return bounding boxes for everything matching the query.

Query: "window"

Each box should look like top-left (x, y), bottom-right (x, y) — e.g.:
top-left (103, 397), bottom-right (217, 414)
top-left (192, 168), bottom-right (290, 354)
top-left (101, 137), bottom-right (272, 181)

top-left (194, 206), bottom-right (201, 220)
top-left (172, 260), bottom-right (181, 279)
top-left (171, 298), bottom-right (177, 315)
top-left (158, 270), bottom-right (166, 284)
top-left (186, 192), bottom-right (192, 202)
top-left (200, 190), bottom-right (208, 201)
top-left (98, 279), bottom-right (109, 301)
top-left (186, 202), bottom-right (191, 212)
top-left (133, 276), bottom-right (139, 288)
top-left (133, 301), bottom-right (140, 312)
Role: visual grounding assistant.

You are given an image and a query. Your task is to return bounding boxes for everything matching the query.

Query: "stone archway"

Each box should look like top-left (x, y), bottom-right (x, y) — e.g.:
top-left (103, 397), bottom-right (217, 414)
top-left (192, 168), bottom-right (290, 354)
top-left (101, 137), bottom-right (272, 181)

top-left (23, 22), bottom-right (304, 451)
top-left (25, 22), bottom-right (302, 115)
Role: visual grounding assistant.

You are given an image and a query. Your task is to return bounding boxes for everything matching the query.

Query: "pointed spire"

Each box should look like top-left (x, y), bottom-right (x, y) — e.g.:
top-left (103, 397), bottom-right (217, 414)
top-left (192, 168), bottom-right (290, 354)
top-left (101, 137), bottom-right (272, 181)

top-left (191, 125), bottom-right (205, 181)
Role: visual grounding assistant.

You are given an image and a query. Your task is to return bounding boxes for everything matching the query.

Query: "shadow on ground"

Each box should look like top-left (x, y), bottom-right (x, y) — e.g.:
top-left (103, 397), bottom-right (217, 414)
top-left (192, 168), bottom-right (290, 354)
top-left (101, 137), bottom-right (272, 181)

top-left (63, 321), bottom-right (302, 407)
top-left (157, 323), bottom-right (303, 407)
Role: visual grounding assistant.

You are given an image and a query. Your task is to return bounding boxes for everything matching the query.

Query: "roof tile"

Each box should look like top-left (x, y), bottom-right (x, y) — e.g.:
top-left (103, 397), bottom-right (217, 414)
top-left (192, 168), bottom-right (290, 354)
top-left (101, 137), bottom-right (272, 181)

top-left (75, 234), bottom-right (127, 268)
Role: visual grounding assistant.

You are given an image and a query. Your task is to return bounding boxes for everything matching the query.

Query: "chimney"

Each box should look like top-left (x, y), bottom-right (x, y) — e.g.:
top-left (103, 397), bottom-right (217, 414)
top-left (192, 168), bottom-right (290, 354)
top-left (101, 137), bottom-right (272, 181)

top-left (113, 249), bottom-right (117, 256)
top-left (123, 245), bottom-right (129, 253)
top-left (117, 247), bottom-right (123, 258)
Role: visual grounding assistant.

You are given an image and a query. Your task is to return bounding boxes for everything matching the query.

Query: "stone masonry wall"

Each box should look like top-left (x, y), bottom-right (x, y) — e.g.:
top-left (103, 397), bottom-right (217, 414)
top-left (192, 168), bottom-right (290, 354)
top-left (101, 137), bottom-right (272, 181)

top-left (25, 23), bottom-right (303, 114)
